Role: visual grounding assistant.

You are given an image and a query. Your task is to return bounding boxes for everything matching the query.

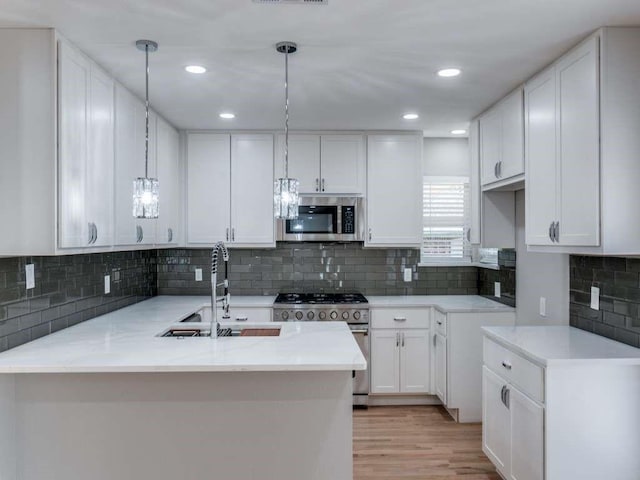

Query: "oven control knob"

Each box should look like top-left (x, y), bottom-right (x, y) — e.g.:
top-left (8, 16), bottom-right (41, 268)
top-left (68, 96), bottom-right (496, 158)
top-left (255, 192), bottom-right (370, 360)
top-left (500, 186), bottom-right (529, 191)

top-left (318, 311), bottom-right (327, 320)
top-left (330, 311), bottom-right (338, 320)
top-left (342, 311), bottom-right (349, 320)
top-left (295, 311), bottom-right (304, 320)
top-left (281, 311), bottom-right (289, 321)
top-left (353, 311), bottom-right (361, 320)
top-left (307, 311), bottom-right (315, 320)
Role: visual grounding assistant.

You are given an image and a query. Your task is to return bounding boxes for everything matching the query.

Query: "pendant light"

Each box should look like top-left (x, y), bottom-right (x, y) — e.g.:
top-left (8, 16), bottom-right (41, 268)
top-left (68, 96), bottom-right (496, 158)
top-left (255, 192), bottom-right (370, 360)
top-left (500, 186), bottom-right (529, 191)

top-left (274, 41), bottom-right (300, 220)
top-left (133, 39), bottom-right (159, 219)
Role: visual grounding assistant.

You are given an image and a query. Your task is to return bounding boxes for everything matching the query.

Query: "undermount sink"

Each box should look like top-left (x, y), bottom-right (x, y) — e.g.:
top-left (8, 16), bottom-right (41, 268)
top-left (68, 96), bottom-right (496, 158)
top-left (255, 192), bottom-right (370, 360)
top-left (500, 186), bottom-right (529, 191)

top-left (158, 309), bottom-right (281, 338)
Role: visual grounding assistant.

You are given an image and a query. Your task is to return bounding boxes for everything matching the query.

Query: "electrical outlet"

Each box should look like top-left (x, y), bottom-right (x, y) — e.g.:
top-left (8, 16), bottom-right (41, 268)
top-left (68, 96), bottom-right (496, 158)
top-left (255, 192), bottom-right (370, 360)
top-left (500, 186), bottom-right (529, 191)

top-left (591, 286), bottom-right (600, 310)
top-left (539, 297), bottom-right (546, 317)
top-left (195, 268), bottom-right (203, 282)
top-left (25, 264), bottom-right (35, 290)
top-left (494, 282), bottom-right (501, 298)
top-left (104, 275), bottom-right (111, 294)
top-left (403, 267), bottom-right (412, 282)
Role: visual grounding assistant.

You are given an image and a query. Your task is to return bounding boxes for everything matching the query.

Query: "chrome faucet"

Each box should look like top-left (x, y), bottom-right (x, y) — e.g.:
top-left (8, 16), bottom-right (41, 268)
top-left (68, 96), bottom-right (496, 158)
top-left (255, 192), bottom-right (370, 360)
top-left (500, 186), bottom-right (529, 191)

top-left (210, 241), bottom-right (230, 338)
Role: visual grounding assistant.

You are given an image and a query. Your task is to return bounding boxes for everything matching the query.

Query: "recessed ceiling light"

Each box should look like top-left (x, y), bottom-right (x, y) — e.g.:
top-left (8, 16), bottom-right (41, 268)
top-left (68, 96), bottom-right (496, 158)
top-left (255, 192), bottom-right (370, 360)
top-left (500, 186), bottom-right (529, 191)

top-left (403, 113), bottom-right (419, 120)
top-left (185, 65), bottom-right (207, 74)
top-left (219, 113), bottom-right (236, 119)
top-left (437, 68), bottom-right (461, 78)
top-left (451, 129), bottom-right (467, 135)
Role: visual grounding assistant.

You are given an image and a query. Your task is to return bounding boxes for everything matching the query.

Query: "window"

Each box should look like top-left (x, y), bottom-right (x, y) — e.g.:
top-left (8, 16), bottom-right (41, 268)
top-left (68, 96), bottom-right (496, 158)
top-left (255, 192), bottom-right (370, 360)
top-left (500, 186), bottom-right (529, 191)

top-left (422, 176), bottom-right (471, 263)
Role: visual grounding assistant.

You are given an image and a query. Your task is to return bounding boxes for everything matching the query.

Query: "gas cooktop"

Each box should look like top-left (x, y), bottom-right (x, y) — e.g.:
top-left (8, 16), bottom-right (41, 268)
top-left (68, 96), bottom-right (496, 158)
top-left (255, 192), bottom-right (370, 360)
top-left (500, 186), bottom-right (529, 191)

top-left (274, 293), bottom-right (368, 305)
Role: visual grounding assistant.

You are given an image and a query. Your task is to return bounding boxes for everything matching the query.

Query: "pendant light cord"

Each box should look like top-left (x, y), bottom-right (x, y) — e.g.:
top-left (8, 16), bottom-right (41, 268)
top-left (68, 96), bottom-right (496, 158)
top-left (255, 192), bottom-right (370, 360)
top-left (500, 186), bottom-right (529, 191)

top-left (284, 45), bottom-right (290, 179)
top-left (144, 43), bottom-right (150, 179)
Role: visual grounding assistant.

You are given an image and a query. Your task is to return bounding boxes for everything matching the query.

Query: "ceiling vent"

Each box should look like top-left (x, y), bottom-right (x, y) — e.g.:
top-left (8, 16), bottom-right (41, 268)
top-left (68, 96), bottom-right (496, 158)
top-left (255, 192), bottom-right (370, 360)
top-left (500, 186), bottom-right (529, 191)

top-left (253, 0), bottom-right (328, 4)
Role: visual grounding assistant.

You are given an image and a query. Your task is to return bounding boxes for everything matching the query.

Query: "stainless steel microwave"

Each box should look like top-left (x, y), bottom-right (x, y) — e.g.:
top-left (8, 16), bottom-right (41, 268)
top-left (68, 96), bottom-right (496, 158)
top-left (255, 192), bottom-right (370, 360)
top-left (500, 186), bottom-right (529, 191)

top-left (277, 197), bottom-right (364, 242)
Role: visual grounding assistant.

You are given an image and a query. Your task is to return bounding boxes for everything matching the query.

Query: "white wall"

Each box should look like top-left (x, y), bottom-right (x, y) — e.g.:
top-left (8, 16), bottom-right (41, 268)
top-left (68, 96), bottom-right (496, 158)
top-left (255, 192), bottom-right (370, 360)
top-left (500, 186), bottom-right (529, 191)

top-left (515, 190), bottom-right (569, 325)
top-left (423, 138), bottom-right (469, 176)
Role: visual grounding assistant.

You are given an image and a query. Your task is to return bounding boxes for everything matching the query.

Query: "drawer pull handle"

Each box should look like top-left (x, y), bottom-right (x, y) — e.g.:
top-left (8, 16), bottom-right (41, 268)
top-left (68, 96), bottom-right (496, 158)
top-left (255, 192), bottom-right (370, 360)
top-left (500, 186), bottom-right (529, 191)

top-left (502, 361), bottom-right (512, 370)
top-left (393, 317), bottom-right (407, 322)
top-left (436, 321), bottom-right (443, 326)
top-left (236, 316), bottom-right (248, 322)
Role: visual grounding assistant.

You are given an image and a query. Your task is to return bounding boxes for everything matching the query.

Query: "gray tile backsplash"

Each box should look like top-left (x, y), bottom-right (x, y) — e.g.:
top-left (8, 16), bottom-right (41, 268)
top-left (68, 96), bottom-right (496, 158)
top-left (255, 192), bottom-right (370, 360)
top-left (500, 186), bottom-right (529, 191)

top-left (477, 249), bottom-right (516, 307)
top-left (157, 243), bottom-right (479, 296)
top-left (0, 251), bottom-right (156, 352)
top-left (570, 255), bottom-right (640, 348)
top-left (0, 243), bottom-right (523, 352)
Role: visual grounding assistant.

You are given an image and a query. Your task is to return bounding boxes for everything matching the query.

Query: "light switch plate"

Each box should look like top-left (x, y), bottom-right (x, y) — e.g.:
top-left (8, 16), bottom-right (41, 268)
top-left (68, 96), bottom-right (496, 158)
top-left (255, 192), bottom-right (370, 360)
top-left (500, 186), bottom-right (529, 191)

top-left (539, 297), bottom-right (546, 317)
top-left (25, 264), bottom-right (35, 290)
top-left (104, 275), bottom-right (111, 294)
top-left (195, 268), bottom-right (203, 282)
top-left (590, 286), bottom-right (600, 310)
top-left (403, 268), bottom-right (412, 282)
top-left (494, 282), bottom-right (501, 298)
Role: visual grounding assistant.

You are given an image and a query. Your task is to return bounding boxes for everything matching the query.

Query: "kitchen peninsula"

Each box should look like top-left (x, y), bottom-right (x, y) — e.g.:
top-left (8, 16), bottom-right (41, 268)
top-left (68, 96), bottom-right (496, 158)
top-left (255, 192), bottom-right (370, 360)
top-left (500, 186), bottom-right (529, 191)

top-left (0, 296), bottom-right (366, 480)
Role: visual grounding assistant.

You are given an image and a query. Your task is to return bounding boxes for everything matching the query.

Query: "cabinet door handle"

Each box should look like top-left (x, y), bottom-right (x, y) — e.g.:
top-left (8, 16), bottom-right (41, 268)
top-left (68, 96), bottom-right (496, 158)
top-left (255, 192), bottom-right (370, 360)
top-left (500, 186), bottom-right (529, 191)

top-left (226, 228), bottom-right (230, 242)
top-left (436, 320), bottom-right (443, 326)
top-left (466, 228), bottom-right (471, 242)
top-left (554, 221), bottom-right (560, 243)
top-left (393, 317), bottom-right (407, 322)
top-left (494, 162), bottom-right (498, 178)
top-left (501, 361), bottom-right (512, 370)
top-left (93, 223), bottom-right (98, 244)
top-left (231, 228), bottom-right (235, 242)
top-left (396, 332), bottom-right (399, 347)
top-left (315, 178), bottom-right (319, 192)
top-left (548, 222), bottom-right (554, 242)
top-left (401, 332), bottom-right (405, 347)
top-left (498, 161), bottom-right (502, 178)
top-left (321, 178), bottom-right (325, 192)
top-left (168, 228), bottom-right (173, 243)
top-left (501, 385), bottom-right (506, 406)
top-left (140, 226), bottom-right (144, 242)
top-left (88, 223), bottom-right (93, 245)
top-left (368, 228), bottom-right (372, 242)
top-left (505, 387), bottom-right (510, 409)
top-left (136, 225), bottom-right (143, 243)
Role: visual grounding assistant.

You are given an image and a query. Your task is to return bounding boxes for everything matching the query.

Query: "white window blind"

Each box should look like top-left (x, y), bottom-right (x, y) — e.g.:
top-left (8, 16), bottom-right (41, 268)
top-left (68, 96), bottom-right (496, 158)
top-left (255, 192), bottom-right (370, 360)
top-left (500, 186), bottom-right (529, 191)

top-left (422, 176), bottom-right (471, 263)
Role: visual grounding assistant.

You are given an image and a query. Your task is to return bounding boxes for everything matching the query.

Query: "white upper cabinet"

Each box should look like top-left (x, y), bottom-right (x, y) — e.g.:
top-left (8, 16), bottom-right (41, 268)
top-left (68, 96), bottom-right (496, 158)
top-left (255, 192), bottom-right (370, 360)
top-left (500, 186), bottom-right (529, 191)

top-left (186, 133), bottom-right (231, 244)
top-left (58, 39), bottom-right (114, 249)
top-left (114, 84), bottom-right (157, 246)
top-left (366, 135), bottom-right (422, 247)
top-left (155, 117), bottom-right (180, 245)
top-left (276, 134), bottom-right (365, 195)
top-left (230, 134), bottom-right (275, 246)
top-left (524, 27), bottom-right (640, 255)
top-left (525, 34), bottom-right (600, 249)
top-left (276, 134), bottom-right (319, 194)
top-left (480, 88), bottom-right (524, 188)
top-left (187, 133), bottom-right (275, 247)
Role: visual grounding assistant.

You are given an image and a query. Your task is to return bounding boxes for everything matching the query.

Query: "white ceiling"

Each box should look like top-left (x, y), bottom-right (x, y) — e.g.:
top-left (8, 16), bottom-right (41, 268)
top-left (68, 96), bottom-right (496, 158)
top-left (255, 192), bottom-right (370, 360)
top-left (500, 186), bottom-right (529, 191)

top-left (1, 0), bottom-right (640, 136)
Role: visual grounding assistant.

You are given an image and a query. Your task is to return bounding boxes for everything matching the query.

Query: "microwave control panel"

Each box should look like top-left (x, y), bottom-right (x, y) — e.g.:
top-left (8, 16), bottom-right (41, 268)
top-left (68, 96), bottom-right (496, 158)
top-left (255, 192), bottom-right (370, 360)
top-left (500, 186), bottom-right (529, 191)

top-left (342, 206), bottom-right (355, 234)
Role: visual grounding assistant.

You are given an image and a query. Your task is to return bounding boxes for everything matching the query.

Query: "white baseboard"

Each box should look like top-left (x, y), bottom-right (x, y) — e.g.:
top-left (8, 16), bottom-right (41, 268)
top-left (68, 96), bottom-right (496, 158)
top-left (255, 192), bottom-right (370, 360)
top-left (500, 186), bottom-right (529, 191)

top-left (368, 394), bottom-right (442, 406)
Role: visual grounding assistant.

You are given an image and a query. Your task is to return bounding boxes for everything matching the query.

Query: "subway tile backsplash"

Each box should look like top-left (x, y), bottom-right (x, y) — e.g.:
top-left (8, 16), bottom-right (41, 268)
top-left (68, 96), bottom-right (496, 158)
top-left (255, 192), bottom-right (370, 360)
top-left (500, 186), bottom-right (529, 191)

top-left (570, 255), bottom-right (640, 348)
top-left (477, 249), bottom-right (516, 307)
top-left (0, 251), bottom-right (157, 352)
top-left (0, 243), bottom-right (521, 352)
top-left (157, 243), bottom-right (479, 296)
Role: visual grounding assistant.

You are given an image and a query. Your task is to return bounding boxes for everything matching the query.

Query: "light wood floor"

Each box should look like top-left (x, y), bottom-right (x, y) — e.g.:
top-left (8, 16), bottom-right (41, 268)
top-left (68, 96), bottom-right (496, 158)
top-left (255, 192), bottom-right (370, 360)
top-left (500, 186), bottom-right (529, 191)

top-left (353, 406), bottom-right (501, 480)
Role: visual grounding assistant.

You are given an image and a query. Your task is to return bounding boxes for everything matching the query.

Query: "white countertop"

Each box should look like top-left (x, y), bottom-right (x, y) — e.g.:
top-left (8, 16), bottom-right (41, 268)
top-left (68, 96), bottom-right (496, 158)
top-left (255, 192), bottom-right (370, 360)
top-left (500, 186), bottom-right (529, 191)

top-left (483, 326), bottom-right (640, 366)
top-left (0, 296), bottom-right (366, 374)
top-left (367, 295), bottom-right (515, 313)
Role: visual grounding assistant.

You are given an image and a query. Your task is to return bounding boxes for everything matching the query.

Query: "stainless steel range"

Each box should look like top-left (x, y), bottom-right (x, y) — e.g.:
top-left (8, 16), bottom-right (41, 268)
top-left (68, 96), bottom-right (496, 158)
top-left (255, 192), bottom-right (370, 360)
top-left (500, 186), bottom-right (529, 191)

top-left (274, 293), bottom-right (370, 407)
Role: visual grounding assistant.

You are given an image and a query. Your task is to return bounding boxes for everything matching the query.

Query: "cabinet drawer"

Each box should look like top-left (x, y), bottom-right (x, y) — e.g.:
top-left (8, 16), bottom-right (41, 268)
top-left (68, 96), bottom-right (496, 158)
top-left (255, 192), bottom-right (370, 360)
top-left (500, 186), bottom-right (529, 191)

top-left (371, 308), bottom-right (430, 329)
top-left (483, 337), bottom-right (544, 403)
top-left (434, 309), bottom-right (447, 336)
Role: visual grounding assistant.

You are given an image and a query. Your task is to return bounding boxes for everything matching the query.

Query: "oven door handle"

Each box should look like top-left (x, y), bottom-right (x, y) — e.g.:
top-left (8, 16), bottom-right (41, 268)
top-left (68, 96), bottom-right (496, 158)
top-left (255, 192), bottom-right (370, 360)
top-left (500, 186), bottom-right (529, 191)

top-left (350, 329), bottom-right (368, 335)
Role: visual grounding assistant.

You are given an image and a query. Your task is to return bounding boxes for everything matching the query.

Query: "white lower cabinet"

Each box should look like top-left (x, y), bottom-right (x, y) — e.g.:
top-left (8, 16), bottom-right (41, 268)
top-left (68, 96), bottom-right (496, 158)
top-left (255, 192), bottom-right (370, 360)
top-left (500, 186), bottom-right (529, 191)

top-left (370, 308), bottom-right (430, 394)
top-left (481, 336), bottom-right (546, 480)
top-left (433, 332), bottom-right (447, 403)
top-left (435, 309), bottom-right (515, 422)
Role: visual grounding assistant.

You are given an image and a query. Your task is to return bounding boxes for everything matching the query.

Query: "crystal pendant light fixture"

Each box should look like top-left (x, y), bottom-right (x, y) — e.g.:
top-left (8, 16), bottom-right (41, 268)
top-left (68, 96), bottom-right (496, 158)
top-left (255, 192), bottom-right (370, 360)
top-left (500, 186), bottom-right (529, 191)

top-left (274, 41), bottom-right (300, 220)
top-left (133, 39), bottom-right (159, 219)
